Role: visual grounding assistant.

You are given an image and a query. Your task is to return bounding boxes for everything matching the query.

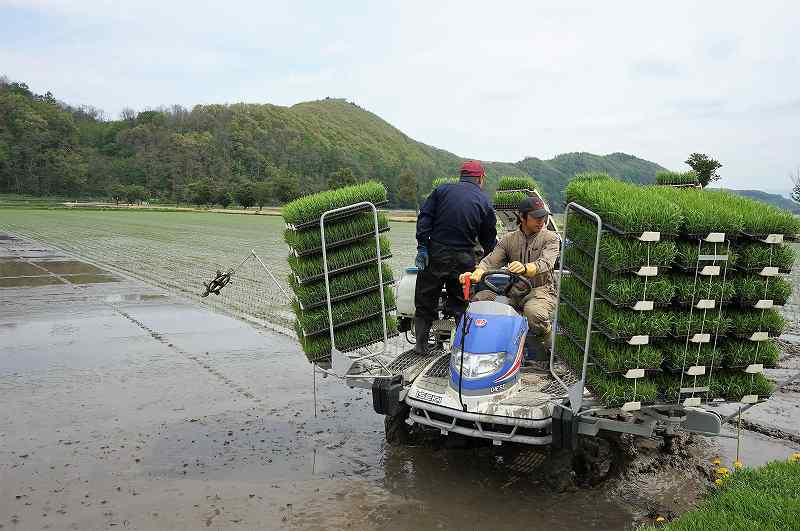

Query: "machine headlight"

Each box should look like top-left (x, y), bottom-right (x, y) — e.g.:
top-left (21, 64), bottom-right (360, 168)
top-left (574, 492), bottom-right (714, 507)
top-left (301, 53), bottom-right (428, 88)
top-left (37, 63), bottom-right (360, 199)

top-left (450, 351), bottom-right (506, 380)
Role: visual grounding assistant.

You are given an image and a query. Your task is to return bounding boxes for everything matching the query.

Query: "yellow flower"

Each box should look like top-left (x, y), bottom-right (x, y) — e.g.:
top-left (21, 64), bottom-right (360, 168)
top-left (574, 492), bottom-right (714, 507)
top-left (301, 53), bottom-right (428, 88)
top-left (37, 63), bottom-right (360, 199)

top-left (791, 453), bottom-right (800, 462)
top-left (714, 478), bottom-right (723, 486)
top-left (733, 460), bottom-right (743, 469)
top-left (716, 467), bottom-right (729, 475)
top-left (711, 457), bottom-right (721, 465)
top-left (655, 516), bottom-right (666, 523)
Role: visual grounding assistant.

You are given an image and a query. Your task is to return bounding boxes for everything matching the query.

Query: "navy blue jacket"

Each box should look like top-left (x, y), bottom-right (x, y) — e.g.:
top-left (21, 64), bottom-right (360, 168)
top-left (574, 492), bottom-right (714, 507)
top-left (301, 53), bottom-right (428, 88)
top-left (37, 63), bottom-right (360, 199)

top-left (416, 177), bottom-right (497, 254)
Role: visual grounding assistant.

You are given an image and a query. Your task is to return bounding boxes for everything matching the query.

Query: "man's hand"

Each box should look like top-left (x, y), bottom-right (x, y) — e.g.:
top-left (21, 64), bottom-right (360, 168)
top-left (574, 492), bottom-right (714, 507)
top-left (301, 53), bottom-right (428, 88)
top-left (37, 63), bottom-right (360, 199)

top-left (524, 262), bottom-right (539, 277)
top-left (415, 246), bottom-right (429, 271)
top-left (508, 261), bottom-right (526, 274)
top-left (459, 268), bottom-right (485, 284)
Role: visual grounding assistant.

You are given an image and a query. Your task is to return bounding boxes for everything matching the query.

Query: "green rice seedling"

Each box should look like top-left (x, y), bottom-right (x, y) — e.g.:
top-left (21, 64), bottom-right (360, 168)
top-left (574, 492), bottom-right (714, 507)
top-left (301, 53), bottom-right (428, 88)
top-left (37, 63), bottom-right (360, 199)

top-left (673, 240), bottom-right (737, 269)
top-left (590, 334), bottom-right (663, 372)
top-left (281, 181), bottom-right (388, 226)
top-left (709, 371), bottom-right (774, 400)
top-left (722, 339), bottom-right (780, 368)
top-left (654, 372), bottom-right (713, 402)
top-left (726, 308), bottom-right (785, 337)
top-left (565, 174), bottom-right (683, 234)
top-left (711, 192), bottom-right (800, 237)
top-left (287, 237), bottom-right (391, 282)
top-left (289, 263), bottom-right (394, 309)
top-left (293, 287), bottom-right (396, 335)
top-left (733, 275), bottom-right (792, 305)
top-left (284, 212), bottom-right (389, 254)
top-left (431, 176), bottom-right (459, 188)
top-left (565, 247), bottom-right (674, 306)
top-left (671, 274), bottom-right (735, 306)
top-left (497, 175), bottom-right (539, 191)
top-left (671, 311), bottom-right (731, 337)
top-left (566, 215), bottom-right (676, 271)
top-left (649, 187), bottom-right (744, 237)
top-left (655, 170), bottom-right (699, 186)
top-left (492, 190), bottom-right (528, 209)
top-left (662, 340), bottom-right (723, 370)
top-left (297, 314), bottom-right (398, 360)
top-left (557, 303), bottom-right (588, 340)
top-left (735, 242), bottom-right (796, 271)
top-left (560, 275), bottom-right (673, 337)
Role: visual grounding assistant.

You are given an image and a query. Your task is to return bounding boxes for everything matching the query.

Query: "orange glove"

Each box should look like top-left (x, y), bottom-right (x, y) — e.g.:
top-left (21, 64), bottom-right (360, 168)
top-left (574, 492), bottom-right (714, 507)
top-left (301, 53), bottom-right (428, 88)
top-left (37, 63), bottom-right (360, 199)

top-left (523, 262), bottom-right (539, 277)
top-left (508, 261), bottom-right (526, 274)
top-left (459, 268), bottom-right (485, 284)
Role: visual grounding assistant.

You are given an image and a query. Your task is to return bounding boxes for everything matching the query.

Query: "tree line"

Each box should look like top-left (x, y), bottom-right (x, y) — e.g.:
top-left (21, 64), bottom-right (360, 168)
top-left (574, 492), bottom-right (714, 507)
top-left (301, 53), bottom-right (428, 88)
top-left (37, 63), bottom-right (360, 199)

top-left (0, 78), bottom-right (429, 208)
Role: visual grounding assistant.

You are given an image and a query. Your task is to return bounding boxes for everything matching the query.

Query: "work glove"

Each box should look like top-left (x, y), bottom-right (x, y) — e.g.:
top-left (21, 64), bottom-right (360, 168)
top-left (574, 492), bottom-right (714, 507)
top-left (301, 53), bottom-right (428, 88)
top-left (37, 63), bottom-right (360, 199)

top-left (508, 261), bottom-right (526, 274)
top-left (459, 268), bottom-right (485, 284)
top-left (523, 262), bottom-right (539, 277)
top-left (415, 246), bottom-right (429, 271)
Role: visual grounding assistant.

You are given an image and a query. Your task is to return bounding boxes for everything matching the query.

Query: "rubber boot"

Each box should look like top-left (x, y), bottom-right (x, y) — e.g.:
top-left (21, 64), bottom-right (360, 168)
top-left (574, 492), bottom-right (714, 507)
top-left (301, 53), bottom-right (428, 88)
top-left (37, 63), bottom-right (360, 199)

top-left (414, 317), bottom-right (431, 355)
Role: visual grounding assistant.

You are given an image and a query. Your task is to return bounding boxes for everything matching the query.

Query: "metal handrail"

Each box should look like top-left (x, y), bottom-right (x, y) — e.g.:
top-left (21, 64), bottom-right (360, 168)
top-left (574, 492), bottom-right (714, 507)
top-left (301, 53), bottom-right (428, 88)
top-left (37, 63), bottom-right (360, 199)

top-left (549, 202), bottom-right (603, 413)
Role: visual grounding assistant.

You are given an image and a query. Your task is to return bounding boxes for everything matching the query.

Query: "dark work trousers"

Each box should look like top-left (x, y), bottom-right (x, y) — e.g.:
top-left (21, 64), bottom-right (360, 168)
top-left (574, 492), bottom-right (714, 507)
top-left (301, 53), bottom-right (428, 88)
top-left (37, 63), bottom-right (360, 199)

top-left (414, 242), bottom-right (476, 324)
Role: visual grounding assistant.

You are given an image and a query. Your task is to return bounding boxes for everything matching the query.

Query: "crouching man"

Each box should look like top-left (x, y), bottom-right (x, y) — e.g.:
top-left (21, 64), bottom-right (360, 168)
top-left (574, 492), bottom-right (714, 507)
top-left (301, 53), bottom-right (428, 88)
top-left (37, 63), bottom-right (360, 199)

top-left (459, 197), bottom-right (559, 340)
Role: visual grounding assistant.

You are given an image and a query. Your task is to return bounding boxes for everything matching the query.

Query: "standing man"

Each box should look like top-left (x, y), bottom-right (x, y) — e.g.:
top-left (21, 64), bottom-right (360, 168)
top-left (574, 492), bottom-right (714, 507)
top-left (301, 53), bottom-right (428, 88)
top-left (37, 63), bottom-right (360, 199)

top-left (414, 160), bottom-right (497, 354)
top-left (460, 196), bottom-right (559, 340)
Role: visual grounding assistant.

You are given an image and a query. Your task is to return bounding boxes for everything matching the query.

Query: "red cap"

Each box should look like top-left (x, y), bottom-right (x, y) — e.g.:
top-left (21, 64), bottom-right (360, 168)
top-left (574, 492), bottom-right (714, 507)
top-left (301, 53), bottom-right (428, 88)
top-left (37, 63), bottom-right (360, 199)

top-left (460, 160), bottom-right (485, 178)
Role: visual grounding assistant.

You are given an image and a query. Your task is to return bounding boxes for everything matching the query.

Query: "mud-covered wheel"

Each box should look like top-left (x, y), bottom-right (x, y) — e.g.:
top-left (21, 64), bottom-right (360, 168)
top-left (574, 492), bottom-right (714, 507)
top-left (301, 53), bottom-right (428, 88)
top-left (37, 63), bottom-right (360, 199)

top-left (573, 435), bottom-right (619, 486)
top-left (384, 412), bottom-right (410, 445)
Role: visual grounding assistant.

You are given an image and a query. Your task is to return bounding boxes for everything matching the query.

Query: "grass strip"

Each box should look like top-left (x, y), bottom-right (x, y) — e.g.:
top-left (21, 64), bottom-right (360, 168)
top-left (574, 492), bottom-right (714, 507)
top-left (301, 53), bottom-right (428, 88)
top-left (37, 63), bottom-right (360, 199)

top-left (726, 308), bottom-right (785, 337)
top-left (641, 460), bottom-right (800, 531)
top-left (567, 215), bottom-right (676, 271)
top-left (281, 181), bottom-right (388, 226)
top-left (493, 190), bottom-right (528, 209)
top-left (289, 263), bottom-right (394, 308)
top-left (296, 314), bottom-right (398, 361)
top-left (674, 240), bottom-right (738, 269)
top-left (671, 275), bottom-right (735, 306)
top-left (662, 340), bottom-right (723, 370)
top-left (497, 175), bottom-right (539, 191)
top-left (284, 212), bottom-right (389, 254)
top-left (655, 170), bottom-right (698, 186)
top-left (722, 339), bottom-right (780, 368)
top-left (712, 192), bottom-right (800, 237)
top-left (649, 187), bottom-right (744, 237)
top-left (735, 242), bottom-right (795, 271)
top-left (565, 174), bottom-right (683, 234)
top-left (287, 237), bottom-right (391, 282)
top-left (292, 287), bottom-right (395, 335)
top-left (566, 247), bottom-right (675, 306)
top-left (560, 275), bottom-right (673, 337)
top-left (732, 275), bottom-right (792, 305)
top-left (556, 335), bottom-right (658, 406)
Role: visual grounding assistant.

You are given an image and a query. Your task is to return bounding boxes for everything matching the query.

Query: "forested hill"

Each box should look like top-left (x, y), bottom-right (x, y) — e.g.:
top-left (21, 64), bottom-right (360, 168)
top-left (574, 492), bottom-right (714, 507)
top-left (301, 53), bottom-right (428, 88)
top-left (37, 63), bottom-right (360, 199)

top-left (1, 77), bottom-right (666, 209)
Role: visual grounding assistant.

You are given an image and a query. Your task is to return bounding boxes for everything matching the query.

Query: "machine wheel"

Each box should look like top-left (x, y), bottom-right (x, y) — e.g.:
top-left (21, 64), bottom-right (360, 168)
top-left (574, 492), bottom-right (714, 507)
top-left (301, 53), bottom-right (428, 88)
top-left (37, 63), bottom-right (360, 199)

top-left (573, 434), bottom-right (620, 486)
top-left (384, 411), bottom-right (411, 445)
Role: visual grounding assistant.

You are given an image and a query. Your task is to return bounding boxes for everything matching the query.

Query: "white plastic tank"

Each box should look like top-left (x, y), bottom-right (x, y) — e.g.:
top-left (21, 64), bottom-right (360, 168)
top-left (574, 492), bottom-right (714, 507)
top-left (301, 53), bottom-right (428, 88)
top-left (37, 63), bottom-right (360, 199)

top-left (396, 267), bottom-right (418, 318)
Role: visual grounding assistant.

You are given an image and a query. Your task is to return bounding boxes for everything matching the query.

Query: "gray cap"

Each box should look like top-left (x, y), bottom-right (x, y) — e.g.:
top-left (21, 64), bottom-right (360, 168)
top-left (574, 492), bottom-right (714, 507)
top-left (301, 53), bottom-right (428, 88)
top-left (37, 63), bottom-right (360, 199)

top-left (519, 197), bottom-right (549, 218)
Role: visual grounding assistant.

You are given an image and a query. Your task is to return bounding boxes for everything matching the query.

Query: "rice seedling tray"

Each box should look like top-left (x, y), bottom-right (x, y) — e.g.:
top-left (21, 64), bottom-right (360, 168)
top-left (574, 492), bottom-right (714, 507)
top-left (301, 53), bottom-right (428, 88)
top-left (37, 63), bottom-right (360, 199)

top-left (721, 339), bottom-right (780, 369)
top-left (568, 266), bottom-right (673, 309)
top-left (739, 231), bottom-right (798, 243)
top-left (561, 329), bottom-right (663, 376)
top-left (282, 181), bottom-right (389, 227)
top-left (290, 263), bottom-right (394, 308)
top-left (497, 176), bottom-right (539, 191)
top-left (299, 307), bottom-right (398, 337)
top-left (296, 315), bottom-right (399, 360)
top-left (286, 201), bottom-right (389, 230)
top-left (559, 298), bottom-right (670, 342)
top-left (570, 206), bottom-right (676, 240)
top-left (293, 253), bottom-right (393, 284)
top-left (733, 242), bottom-right (795, 271)
top-left (568, 236), bottom-right (673, 275)
top-left (297, 280), bottom-right (396, 311)
top-left (289, 226), bottom-right (390, 257)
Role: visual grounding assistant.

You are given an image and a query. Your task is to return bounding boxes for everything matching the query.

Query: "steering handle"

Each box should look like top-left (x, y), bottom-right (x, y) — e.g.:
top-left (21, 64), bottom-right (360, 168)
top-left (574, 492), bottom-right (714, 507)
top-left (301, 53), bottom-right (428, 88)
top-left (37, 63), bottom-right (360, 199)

top-left (480, 269), bottom-right (533, 297)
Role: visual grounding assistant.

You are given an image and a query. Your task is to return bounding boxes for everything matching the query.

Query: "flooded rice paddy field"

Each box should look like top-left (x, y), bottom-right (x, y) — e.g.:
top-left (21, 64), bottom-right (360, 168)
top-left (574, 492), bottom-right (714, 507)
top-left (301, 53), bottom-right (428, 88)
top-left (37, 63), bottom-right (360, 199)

top-left (1, 209), bottom-right (799, 530)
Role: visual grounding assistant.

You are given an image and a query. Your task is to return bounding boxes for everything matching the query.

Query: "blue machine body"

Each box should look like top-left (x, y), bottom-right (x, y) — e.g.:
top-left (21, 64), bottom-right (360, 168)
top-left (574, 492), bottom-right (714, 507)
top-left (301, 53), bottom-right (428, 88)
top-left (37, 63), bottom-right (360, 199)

top-left (449, 305), bottom-right (529, 395)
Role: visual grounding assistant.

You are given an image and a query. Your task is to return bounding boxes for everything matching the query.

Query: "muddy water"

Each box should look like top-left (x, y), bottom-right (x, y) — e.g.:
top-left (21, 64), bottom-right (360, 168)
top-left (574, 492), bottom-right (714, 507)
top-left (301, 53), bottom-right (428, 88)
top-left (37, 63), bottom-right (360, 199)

top-left (0, 234), bottom-right (636, 530)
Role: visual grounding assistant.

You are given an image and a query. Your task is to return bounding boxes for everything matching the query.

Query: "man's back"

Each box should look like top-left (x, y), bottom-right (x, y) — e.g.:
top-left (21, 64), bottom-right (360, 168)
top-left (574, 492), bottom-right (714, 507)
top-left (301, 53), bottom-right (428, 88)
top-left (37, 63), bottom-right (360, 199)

top-left (416, 180), bottom-right (496, 253)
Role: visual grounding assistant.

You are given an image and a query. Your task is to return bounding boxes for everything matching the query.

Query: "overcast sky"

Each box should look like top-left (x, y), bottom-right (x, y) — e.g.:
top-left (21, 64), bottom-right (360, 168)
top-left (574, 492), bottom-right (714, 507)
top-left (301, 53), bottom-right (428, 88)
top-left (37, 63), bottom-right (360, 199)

top-left (2, 1), bottom-right (798, 192)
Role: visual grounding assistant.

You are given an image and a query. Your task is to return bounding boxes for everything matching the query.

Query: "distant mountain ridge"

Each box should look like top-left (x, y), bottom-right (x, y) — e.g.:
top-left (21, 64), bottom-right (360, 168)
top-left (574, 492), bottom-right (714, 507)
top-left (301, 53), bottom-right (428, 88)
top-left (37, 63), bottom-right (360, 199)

top-left (1, 79), bottom-right (795, 214)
